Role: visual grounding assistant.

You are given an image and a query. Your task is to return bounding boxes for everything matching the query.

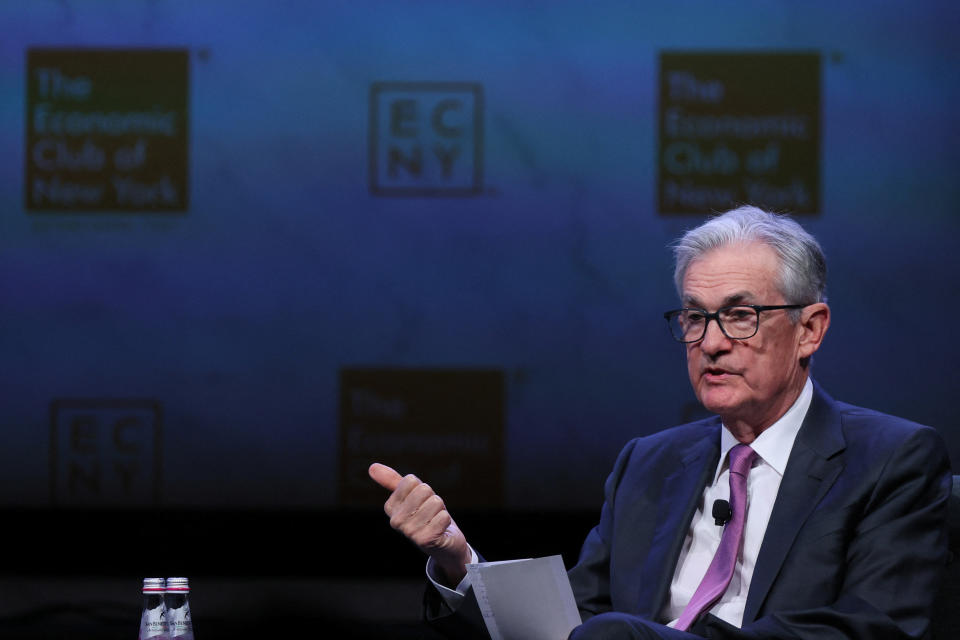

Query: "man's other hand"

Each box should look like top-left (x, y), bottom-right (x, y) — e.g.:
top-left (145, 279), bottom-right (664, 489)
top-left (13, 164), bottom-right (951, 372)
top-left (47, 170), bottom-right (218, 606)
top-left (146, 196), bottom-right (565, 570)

top-left (369, 462), bottom-right (472, 586)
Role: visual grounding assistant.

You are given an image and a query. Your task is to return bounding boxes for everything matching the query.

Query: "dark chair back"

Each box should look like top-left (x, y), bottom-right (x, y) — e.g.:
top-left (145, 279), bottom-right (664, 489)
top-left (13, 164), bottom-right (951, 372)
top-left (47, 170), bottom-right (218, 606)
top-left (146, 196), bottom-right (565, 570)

top-left (932, 476), bottom-right (960, 640)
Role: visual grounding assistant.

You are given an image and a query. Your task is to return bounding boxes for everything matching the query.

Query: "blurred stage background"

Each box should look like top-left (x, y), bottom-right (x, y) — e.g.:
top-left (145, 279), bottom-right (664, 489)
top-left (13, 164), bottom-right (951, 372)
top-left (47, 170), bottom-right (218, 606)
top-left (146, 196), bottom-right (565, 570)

top-left (0, 1), bottom-right (958, 637)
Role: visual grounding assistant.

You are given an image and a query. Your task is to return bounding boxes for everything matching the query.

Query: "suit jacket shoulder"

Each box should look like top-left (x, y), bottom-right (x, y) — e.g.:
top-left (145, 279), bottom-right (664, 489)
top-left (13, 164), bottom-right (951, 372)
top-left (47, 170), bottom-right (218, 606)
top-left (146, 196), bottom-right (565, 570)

top-left (733, 383), bottom-right (952, 639)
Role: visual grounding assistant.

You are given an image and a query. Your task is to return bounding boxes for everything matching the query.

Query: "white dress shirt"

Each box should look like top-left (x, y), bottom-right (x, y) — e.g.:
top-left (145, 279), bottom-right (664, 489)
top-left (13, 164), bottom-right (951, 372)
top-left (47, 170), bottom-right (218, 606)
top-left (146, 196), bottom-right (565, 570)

top-left (429, 378), bottom-right (813, 629)
top-left (663, 377), bottom-right (812, 627)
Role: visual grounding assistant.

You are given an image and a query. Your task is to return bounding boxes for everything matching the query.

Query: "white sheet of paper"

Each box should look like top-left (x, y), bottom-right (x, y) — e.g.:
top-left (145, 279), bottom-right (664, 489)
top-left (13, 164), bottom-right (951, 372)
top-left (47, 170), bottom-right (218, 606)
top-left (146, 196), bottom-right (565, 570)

top-left (466, 555), bottom-right (582, 640)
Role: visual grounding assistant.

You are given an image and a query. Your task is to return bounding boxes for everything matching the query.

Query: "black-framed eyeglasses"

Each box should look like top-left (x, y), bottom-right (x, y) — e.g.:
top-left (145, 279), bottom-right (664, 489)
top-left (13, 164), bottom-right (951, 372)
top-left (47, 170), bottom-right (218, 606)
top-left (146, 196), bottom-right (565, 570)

top-left (663, 304), bottom-right (807, 343)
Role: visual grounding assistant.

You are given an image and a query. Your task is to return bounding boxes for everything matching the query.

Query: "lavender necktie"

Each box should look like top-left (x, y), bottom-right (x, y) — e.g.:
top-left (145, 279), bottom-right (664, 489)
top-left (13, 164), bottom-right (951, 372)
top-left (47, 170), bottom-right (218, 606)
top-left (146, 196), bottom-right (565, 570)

top-left (674, 443), bottom-right (757, 631)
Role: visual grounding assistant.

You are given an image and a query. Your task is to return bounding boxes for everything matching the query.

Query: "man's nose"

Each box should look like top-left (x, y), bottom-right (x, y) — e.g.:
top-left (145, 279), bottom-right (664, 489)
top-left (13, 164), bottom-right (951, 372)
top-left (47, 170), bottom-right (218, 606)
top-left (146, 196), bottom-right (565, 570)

top-left (699, 317), bottom-right (732, 355)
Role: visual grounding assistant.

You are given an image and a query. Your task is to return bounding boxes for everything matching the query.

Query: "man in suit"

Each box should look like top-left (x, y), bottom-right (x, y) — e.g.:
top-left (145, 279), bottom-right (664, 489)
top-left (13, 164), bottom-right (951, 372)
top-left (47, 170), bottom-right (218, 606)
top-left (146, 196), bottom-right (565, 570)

top-left (370, 206), bottom-right (951, 639)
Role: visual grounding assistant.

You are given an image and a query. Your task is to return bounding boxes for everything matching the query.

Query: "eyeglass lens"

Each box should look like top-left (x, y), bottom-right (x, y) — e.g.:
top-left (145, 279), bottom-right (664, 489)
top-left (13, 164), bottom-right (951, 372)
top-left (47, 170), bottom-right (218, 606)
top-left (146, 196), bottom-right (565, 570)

top-left (669, 306), bottom-right (759, 341)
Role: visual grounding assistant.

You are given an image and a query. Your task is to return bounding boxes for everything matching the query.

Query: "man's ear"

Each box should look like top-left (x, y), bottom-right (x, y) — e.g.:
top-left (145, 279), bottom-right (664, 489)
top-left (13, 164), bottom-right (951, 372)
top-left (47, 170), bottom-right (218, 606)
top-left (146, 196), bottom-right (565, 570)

top-left (797, 302), bottom-right (830, 360)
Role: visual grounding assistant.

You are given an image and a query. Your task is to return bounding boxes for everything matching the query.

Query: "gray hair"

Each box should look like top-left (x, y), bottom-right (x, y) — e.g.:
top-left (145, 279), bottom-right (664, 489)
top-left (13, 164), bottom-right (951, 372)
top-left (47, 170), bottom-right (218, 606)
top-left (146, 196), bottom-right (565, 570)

top-left (672, 206), bottom-right (827, 311)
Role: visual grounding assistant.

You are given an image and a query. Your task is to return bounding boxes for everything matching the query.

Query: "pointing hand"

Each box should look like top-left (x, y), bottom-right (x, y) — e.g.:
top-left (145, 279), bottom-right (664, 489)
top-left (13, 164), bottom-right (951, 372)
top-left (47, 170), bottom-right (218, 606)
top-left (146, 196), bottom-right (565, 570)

top-left (369, 462), bottom-right (471, 585)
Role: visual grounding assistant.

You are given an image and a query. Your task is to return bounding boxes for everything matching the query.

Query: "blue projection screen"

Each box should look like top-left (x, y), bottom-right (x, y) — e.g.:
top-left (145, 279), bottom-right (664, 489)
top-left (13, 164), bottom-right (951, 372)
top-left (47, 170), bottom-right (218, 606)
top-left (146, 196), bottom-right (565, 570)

top-left (0, 1), bottom-right (957, 511)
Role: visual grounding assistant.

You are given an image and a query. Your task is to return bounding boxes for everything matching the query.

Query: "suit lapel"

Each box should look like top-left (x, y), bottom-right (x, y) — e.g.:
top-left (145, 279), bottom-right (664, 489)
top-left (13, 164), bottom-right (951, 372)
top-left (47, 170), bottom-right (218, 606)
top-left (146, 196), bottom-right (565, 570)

top-left (742, 383), bottom-right (846, 623)
top-left (635, 425), bottom-right (721, 619)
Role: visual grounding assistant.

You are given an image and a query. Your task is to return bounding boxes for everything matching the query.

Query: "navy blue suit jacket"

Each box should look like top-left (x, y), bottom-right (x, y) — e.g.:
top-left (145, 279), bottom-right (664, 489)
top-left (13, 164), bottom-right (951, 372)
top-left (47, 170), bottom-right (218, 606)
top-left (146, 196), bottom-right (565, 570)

top-left (427, 384), bottom-right (951, 639)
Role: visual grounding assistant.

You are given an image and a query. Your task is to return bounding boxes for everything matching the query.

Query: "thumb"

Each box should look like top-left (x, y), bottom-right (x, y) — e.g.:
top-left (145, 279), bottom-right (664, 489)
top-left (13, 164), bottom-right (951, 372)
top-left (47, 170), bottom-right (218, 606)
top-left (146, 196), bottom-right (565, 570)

top-left (368, 462), bottom-right (403, 492)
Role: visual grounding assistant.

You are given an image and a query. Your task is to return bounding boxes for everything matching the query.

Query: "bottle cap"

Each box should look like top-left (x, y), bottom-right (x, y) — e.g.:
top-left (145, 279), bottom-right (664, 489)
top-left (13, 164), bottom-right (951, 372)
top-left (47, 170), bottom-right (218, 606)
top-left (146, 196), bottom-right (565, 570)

top-left (166, 577), bottom-right (190, 593)
top-left (142, 577), bottom-right (165, 594)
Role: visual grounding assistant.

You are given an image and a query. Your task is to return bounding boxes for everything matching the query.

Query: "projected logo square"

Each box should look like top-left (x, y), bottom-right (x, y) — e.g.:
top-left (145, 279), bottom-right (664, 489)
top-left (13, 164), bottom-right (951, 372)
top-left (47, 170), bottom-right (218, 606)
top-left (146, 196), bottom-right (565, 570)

top-left (50, 399), bottom-right (162, 506)
top-left (25, 48), bottom-right (189, 212)
top-left (369, 82), bottom-right (484, 196)
top-left (339, 369), bottom-right (503, 507)
top-left (658, 52), bottom-right (820, 214)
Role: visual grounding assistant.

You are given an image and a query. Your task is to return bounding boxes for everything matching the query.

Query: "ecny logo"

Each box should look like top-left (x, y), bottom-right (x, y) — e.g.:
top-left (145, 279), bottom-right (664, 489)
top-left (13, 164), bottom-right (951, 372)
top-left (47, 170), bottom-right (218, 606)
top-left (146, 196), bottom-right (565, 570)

top-left (369, 82), bottom-right (483, 196)
top-left (50, 399), bottom-right (162, 506)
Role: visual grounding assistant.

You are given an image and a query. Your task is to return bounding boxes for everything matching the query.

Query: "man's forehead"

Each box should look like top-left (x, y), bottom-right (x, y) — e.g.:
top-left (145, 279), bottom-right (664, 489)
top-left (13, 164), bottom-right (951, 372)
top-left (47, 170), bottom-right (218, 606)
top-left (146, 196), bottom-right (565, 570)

top-left (683, 290), bottom-right (759, 307)
top-left (680, 243), bottom-right (781, 305)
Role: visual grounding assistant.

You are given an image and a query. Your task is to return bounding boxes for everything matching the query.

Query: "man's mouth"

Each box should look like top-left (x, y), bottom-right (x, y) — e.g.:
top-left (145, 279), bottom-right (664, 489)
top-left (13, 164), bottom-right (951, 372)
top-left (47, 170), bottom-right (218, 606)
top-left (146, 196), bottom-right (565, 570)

top-left (703, 366), bottom-right (736, 380)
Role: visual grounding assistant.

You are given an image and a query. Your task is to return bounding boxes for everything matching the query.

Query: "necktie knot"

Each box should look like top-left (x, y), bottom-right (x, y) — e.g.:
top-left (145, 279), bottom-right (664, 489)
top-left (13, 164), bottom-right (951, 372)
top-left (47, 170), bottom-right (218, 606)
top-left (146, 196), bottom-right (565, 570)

top-left (728, 443), bottom-right (757, 478)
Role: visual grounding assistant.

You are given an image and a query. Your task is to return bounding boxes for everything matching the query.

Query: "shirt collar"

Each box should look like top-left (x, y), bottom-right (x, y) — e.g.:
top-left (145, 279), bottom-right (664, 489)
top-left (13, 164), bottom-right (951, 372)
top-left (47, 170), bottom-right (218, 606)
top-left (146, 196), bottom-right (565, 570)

top-left (714, 377), bottom-right (813, 482)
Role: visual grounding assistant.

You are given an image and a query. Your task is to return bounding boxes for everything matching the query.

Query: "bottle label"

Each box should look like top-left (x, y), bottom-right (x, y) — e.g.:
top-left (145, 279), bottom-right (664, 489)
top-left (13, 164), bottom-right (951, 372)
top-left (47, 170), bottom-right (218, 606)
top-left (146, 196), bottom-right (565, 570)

top-left (138, 606), bottom-right (168, 640)
top-left (168, 603), bottom-right (194, 639)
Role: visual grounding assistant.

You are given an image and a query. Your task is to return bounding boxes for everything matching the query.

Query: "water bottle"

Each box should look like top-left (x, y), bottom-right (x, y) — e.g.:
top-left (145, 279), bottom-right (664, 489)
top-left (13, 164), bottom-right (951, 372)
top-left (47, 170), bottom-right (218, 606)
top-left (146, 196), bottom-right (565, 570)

top-left (138, 578), bottom-right (169, 640)
top-left (165, 577), bottom-right (195, 639)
